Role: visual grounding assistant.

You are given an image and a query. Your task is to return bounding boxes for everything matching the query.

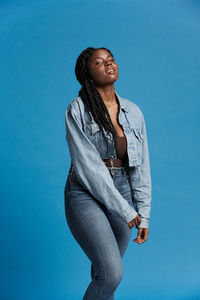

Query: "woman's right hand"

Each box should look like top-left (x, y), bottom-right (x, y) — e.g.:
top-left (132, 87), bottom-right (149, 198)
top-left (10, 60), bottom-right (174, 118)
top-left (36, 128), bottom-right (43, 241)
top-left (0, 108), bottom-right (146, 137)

top-left (128, 214), bottom-right (141, 229)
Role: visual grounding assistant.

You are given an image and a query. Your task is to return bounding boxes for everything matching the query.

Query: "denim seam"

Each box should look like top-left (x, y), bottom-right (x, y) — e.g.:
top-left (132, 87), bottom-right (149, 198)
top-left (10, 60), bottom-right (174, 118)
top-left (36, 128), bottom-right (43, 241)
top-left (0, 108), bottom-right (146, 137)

top-left (67, 200), bottom-right (107, 299)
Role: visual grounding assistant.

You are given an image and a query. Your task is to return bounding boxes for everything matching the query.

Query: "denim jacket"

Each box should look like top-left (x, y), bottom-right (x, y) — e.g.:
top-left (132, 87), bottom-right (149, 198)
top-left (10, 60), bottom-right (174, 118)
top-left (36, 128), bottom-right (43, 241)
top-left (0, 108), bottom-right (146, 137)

top-left (65, 91), bottom-right (152, 229)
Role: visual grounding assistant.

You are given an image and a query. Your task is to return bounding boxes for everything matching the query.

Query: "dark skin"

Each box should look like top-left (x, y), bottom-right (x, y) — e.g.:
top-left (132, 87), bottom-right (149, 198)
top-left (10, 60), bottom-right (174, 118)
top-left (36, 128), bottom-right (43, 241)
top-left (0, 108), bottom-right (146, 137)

top-left (87, 48), bottom-right (149, 244)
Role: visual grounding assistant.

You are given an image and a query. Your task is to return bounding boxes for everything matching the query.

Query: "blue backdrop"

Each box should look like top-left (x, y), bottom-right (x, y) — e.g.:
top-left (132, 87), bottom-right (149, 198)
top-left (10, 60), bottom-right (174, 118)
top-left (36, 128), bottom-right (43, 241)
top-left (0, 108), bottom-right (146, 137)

top-left (1, 0), bottom-right (200, 299)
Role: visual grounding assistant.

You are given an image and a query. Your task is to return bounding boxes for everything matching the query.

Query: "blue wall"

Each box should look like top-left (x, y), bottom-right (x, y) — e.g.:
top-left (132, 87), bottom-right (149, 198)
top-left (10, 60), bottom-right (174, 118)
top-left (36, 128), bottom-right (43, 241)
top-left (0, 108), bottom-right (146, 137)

top-left (1, 0), bottom-right (200, 299)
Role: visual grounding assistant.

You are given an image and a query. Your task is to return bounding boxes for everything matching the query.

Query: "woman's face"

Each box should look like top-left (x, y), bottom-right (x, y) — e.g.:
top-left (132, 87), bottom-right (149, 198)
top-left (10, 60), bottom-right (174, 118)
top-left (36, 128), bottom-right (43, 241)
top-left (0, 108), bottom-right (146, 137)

top-left (87, 49), bottom-right (119, 87)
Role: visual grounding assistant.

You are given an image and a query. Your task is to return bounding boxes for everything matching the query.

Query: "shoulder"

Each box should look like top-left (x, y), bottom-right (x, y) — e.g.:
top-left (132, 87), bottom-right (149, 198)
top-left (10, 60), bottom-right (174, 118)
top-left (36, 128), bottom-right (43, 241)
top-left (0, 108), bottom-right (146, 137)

top-left (119, 95), bottom-right (144, 119)
top-left (123, 97), bottom-right (142, 111)
top-left (65, 96), bottom-right (84, 117)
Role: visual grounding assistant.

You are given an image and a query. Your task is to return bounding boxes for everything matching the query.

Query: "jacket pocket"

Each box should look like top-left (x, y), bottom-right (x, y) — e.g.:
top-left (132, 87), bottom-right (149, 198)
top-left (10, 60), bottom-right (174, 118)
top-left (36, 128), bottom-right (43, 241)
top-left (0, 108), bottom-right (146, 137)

top-left (131, 126), bottom-right (143, 164)
top-left (83, 123), bottom-right (103, 152)
top-left (84, 123), bottom-right (100, 136)
top-left (132, 127), bottom-right (144, 142)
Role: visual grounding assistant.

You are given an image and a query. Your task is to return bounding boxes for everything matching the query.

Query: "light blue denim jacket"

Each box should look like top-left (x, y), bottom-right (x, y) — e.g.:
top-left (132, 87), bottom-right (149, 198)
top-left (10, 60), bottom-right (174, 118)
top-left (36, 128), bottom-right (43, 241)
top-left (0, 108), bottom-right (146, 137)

top-left (65, 91), bottom-right (152, 229)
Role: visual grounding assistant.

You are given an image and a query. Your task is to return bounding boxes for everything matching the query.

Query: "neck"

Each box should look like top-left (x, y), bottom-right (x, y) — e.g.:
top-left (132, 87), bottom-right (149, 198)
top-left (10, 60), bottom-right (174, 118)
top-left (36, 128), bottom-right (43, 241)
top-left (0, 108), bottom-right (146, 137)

top-left (95, 84), bottom-right (116, 107)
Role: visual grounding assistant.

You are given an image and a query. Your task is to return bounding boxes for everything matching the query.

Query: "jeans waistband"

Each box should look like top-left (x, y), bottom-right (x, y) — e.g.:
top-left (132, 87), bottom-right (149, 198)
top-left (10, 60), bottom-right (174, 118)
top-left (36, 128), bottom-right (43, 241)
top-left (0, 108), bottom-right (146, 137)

top-left (102, 158), bottom-right (126, 168)
top-left (69, 160), bottom-right (129, 178)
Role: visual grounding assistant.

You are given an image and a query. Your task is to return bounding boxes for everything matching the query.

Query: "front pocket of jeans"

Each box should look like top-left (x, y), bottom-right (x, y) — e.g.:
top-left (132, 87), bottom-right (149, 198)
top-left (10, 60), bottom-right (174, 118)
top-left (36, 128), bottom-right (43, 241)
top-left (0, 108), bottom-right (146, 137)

top-left (68, 176), bottom-right (88, 195)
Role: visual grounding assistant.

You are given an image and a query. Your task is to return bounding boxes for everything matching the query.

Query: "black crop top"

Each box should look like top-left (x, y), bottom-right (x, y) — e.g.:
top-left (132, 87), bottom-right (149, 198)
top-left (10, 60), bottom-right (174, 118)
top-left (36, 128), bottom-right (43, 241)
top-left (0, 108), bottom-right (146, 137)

top-left (116, 136), bottom-right (128, 161)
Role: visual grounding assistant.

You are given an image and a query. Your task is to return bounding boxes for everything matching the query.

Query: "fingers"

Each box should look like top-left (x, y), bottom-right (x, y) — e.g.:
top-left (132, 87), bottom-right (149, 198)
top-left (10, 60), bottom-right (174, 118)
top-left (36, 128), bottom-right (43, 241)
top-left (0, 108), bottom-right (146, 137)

top-left (128, 214), bottom-right (141, 229)
top-left (133, 228), bottom-right (149, 244)
top-left (133, 228), bottom-right (142, 241)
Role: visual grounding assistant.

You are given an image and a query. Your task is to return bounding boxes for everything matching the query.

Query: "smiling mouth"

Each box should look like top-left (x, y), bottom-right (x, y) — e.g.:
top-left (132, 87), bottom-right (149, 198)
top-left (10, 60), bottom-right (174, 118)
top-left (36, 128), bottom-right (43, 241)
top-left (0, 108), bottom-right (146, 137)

top-left (106, 68), bottom-right (115, 74)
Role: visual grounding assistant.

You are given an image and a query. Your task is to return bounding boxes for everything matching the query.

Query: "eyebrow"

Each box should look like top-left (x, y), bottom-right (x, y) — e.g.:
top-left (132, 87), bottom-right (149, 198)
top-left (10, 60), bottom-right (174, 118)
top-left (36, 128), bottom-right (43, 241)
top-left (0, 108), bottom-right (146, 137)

top-left (91, 54), bottom-right (113, 61)
top-left (94, 54), bottom-right (113, 59)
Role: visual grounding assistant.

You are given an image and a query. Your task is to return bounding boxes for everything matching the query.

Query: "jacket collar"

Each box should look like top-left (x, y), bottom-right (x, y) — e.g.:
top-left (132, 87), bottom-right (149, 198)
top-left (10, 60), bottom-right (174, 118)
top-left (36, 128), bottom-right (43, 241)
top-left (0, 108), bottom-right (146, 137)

top-left (115, 91), bottom-right (129, 113)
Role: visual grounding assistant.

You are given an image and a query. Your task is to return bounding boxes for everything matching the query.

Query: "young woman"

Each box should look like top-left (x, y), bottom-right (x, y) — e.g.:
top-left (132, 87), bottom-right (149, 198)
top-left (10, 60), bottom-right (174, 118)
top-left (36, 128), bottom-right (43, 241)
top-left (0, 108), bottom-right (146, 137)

top-left (64, 47), bottom-right (152, 300)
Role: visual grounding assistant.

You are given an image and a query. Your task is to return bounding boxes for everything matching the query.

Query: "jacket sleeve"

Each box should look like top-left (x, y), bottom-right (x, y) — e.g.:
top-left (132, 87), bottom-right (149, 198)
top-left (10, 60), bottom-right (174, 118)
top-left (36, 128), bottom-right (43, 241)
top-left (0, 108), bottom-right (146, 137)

top-left (129, 110), bottom-right (152, 229)
top-left (65, 102), bottom-right (138, 224)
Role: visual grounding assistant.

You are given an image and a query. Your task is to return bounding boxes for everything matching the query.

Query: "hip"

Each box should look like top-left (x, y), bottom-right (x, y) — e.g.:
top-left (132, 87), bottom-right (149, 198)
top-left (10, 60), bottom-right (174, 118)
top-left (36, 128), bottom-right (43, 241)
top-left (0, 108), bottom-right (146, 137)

top-left (64, 166), bottom-right (132, 208)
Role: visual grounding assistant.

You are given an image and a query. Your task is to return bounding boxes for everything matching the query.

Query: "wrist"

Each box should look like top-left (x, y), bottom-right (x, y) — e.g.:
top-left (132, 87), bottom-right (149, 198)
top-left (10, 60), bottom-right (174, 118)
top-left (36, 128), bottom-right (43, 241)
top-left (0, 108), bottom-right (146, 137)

top-left (136, 217), bottom-right (149, 229)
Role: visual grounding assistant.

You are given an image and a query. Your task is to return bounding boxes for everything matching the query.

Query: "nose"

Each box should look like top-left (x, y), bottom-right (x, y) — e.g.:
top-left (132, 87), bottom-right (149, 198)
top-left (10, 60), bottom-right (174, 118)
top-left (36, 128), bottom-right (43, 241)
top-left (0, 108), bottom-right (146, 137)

top-left (105, 60), bottom-right (112, 66)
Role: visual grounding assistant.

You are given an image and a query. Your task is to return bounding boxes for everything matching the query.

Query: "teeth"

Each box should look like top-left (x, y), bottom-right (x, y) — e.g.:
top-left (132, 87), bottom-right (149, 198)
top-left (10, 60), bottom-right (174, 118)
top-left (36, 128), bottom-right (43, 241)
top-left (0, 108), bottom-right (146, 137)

top-left (107, 69), bottom-right (115, 74)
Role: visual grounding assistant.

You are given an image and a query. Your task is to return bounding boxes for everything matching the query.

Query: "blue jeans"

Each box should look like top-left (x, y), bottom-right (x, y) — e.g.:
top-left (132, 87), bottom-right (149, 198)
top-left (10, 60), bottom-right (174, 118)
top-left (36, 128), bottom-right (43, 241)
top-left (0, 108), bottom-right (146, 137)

top-left (64, 166), bottom-right (133, 300)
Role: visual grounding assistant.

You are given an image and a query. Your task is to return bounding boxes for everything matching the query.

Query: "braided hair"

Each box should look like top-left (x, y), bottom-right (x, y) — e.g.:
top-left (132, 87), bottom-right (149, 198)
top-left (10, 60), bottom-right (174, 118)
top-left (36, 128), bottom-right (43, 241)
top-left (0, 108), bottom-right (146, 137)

top-left (75, 47), bottom-right (120, 157)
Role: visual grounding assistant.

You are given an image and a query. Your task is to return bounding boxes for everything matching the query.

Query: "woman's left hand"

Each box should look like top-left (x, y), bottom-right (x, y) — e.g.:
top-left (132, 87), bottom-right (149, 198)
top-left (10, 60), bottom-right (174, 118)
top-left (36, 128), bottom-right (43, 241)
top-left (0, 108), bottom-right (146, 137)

top-left (133, 228), bottom-right (149, 244)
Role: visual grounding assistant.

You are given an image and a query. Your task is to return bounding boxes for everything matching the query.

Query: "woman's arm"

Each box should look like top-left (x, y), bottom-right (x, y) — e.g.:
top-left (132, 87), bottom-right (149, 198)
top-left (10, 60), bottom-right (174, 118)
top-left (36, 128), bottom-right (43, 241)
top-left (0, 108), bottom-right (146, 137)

top-left (129, 110), bottom-right (152, 229)
top-left (65, 100), bottom-right (139, 224)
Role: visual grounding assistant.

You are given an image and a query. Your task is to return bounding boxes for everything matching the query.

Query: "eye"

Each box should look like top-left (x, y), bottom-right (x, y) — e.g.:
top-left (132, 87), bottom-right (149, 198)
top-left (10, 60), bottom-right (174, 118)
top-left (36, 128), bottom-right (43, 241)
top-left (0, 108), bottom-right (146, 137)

top-left (95, 60), bottom-right (103, 65)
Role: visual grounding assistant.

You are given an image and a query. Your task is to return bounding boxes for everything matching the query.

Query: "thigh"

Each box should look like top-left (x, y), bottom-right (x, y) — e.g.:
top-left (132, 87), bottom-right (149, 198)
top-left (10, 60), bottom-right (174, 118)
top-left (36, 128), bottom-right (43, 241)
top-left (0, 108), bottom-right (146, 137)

top-left (105, 169), bottom-right (133, 257)
top-left (64, 174), bottom-right (123, 275)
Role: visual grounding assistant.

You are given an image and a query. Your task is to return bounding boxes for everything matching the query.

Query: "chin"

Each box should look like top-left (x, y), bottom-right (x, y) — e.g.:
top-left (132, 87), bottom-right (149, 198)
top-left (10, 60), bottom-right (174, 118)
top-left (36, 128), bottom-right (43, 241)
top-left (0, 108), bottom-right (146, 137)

top-left (111, 77), bottom-right (119, 84)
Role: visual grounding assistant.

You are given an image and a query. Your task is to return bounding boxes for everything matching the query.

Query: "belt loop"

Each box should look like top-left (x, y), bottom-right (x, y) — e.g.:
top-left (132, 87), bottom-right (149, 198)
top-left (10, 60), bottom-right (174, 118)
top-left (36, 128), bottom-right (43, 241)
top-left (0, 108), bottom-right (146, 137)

top-left (110, 158), bottom-right (115, 177)
top-left (110, 158), bottom-right (114, 172)
top-left (110, 158), bottom-right (114, 168)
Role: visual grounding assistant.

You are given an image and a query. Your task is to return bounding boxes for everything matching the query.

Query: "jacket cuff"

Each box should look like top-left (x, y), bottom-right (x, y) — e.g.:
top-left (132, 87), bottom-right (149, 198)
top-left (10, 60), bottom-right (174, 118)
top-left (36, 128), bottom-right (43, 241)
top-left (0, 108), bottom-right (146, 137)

top-left (122, 207), bottom-right (138, 224)
top-left (136, 217), bottom-right (149, 229)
